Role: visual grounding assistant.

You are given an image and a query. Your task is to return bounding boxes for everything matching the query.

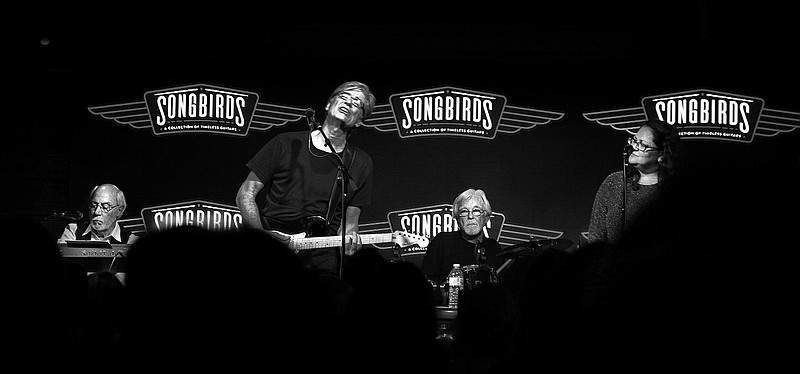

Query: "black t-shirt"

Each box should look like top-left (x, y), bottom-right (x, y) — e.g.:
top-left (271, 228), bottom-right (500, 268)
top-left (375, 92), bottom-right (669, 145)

top-left (246, 130), bottom-right (373, 235)
top-left (420, 230), bottom-right (505, 285)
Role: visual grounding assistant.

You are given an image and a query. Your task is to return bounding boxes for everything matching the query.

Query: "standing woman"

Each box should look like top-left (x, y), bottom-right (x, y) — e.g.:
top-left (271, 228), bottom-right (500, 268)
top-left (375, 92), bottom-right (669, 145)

top-left (587, 119), bottom-right (682, 246)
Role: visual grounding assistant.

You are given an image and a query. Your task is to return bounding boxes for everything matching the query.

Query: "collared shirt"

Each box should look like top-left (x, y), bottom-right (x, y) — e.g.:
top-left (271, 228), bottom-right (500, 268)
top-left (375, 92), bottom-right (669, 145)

top-left (58, 222), bottom-right (139, 244)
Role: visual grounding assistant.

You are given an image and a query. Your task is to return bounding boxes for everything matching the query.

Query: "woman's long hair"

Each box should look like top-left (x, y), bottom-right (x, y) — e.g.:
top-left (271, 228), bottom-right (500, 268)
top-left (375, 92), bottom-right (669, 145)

top-left (629, 119), bottom-right (682, 189)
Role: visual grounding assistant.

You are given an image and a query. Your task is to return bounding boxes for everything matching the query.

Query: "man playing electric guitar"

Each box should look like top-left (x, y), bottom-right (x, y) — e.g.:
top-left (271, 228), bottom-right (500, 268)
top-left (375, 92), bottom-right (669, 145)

top-left (236, 81), bottom-right (377, 276)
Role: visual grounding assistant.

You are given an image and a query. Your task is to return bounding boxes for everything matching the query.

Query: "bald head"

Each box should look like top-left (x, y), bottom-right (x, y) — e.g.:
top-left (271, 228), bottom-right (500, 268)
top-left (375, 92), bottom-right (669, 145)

top-left (90, 184), bottom-right (127, 210)
top-left (88, 184), bottom-right (127, 236)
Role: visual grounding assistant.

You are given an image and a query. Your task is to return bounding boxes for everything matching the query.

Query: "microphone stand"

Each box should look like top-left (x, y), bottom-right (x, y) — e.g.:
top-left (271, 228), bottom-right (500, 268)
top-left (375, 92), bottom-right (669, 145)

top-left (621, 146), bottom-right (631, 238)
top-left (2, 212), bottom-right (84, 221)
top-left (307, 109), bottom-right (359, 278)
top-left (391, 243), bottom-right (402, 262)
top-left (476, 241), bottom-right (486, 265)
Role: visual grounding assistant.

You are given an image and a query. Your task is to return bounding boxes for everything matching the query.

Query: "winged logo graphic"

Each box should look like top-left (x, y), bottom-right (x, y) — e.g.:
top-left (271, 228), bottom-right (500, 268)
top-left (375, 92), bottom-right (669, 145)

top-left (88, 83), bottom-right (309, 136)
top-left (583, 88), bottom-right (799, 142)
top-left (362, 86), bottom-right (564, 139)
top-left (358, 204), bottom-right (565, 255)
top-left (89, 84), bottom-right (566, 139)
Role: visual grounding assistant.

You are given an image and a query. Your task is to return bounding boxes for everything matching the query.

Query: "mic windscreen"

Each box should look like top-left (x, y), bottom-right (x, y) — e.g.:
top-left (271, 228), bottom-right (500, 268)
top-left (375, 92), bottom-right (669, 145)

top-left (305, 108), bottom-right (317, 129)
top-left (46, 211), bottom-right (84, 221)
top-left (624, 144), bottom-right (634, 155)
top-left (64, 211), bottom-right (84, 221)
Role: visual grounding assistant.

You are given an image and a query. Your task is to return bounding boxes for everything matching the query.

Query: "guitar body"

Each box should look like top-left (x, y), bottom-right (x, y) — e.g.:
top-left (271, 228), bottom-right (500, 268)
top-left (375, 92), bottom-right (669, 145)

top-left (265, 215), bottom-right (329, 237)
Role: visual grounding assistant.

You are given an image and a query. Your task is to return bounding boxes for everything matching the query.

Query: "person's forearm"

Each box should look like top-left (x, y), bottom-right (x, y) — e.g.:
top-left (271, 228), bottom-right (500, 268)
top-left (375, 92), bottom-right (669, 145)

top-left (237, 196), bottom-right (264, 231)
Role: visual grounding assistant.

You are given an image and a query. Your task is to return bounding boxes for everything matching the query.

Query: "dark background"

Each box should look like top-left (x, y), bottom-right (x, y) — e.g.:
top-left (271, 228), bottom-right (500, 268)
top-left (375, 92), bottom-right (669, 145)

top-left (8, 2), bottom-right (799, 248)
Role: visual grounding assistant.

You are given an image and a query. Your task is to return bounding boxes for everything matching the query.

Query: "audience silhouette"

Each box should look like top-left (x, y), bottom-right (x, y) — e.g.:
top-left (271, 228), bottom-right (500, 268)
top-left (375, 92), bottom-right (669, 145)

top-left (5, 218), bottom-right (86, 370)
top-left (119, 226), bottom-right (339, 372)
top-left (80, 271), bottom-right (126, 368)
top-left (343, 258), bottom-right (448, 373)
top-left (449, 282), bottom-right (517, 374)
top-left (10, 163), bottom-right (794, 374)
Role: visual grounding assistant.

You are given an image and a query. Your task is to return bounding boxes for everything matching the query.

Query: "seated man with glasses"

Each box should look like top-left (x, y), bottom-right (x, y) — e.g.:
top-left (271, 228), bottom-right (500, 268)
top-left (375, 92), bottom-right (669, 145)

top-left (421, 188), bottom-right (505, 287)
top-left (58, 183), bottom-right (139, 244)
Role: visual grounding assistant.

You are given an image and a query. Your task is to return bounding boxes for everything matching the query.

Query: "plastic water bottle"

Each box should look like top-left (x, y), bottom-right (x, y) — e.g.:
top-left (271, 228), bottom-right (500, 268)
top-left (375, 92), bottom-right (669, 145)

top-left (447, 263), bottom-right (464, 308)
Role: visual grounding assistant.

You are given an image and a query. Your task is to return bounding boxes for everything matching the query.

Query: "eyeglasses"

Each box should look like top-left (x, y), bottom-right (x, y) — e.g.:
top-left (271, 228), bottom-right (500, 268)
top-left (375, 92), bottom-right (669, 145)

top-left (88, 202), bottom-right (119, 213)
top-left (457, 208), bottom-right (485, 218)
top-left (628, 136), bottom-right (660, 152)
top-left (337, 93), bottom-right (363, 110)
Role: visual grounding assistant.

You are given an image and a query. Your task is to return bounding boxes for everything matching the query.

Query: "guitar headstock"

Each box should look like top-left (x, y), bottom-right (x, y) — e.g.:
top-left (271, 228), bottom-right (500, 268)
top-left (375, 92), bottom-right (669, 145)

top-left (391, 231), bottom-right (430, 248)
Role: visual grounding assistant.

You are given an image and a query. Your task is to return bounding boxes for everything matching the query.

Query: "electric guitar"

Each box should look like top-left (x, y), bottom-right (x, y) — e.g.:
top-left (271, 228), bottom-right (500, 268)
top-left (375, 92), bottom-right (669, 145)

top-left (265, 216), bottom-right (429, 253)
top-left (270, 230), bottom-right (430, 253)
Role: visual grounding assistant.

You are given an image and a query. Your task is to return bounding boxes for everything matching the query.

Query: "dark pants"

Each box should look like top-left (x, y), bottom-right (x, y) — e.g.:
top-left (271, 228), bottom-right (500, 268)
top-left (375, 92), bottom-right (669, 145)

top-left (297, 247), bottom-right (340, 276)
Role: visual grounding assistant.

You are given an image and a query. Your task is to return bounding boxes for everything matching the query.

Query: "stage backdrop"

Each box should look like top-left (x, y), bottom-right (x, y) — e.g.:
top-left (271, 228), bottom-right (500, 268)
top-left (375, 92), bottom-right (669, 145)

top-left (11, 7), bottom-right (799, 265)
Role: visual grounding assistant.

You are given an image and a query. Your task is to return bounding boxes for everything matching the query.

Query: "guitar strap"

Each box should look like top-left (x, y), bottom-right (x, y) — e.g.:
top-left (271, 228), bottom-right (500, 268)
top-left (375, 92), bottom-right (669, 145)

top-left (324, 147), bottom-right (357, 228)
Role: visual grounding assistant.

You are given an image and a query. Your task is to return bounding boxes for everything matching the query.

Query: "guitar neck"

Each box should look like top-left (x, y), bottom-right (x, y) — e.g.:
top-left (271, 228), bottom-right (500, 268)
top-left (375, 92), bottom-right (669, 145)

top-left (291, 233), bottom-right (393, 251)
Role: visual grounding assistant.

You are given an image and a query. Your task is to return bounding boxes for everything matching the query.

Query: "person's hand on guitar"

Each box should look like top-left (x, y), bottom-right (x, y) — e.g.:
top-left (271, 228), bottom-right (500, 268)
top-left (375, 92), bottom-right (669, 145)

top-left (344, 231), bottom-right (362, 256)
top-left (266, 230), bottom-right (293, 248)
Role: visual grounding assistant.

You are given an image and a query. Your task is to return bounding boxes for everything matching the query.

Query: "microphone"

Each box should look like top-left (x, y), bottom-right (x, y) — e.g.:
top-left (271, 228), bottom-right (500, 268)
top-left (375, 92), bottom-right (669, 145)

top-left (624, 144), bottom-right (634, 156)
top-left (49, 211), bottom-right (84, 221)
top-left (305, 108), bottom-right (320, 130)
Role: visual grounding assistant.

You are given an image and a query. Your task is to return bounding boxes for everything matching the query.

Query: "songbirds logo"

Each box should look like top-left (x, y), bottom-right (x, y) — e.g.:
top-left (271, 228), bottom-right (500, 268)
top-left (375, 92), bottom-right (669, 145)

top-left (89, 84), bottom-right (261, 136)
top-left (355, 204), bottom-right (564, 258)
top-left (583, 88), bottom-right (799, 143)
top-left (362, 86), bottom-right (565, 139)
top-left (140, 200), bottom-right (243, 233)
